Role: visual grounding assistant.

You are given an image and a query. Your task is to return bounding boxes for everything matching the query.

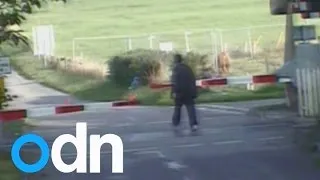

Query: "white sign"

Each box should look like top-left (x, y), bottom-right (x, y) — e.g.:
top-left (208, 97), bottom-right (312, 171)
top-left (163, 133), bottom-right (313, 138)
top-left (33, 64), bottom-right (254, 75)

top-left (0, 57), bottom-right (11, 75)
top-left (159, 42), bottom-right (173, 52)
top-left (32, 25), bottom-right (55, 56)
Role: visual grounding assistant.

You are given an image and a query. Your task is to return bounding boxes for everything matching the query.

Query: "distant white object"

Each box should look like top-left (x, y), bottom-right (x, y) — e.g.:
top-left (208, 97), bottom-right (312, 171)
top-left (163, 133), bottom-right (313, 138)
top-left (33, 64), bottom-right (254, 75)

top-left (32, 25), bottom-right (55, 56)
top-left (0, 57), bottom-right (11, 75)
top-left (159, 42), bottom-right (173, 52)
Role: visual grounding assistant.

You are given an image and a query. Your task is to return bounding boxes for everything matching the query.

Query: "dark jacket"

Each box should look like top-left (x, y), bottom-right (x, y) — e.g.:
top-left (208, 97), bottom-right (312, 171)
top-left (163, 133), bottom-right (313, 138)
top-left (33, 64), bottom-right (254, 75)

top-left (171, 63), bottom-right (197, 99)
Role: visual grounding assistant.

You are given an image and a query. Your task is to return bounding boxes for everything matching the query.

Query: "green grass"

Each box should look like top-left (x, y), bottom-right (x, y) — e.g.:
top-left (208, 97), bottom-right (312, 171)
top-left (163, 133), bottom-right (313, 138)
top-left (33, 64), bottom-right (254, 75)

top-left (136, 84), bottom-right (285, 106)
top-left (10, 50), bottom-right (285, 104)
top-left (0, 151), bottom-right (20, 180)
top-left (20, 0), bottom-right (290, 61)
top-left (5, 0), bottom-right (291, 104)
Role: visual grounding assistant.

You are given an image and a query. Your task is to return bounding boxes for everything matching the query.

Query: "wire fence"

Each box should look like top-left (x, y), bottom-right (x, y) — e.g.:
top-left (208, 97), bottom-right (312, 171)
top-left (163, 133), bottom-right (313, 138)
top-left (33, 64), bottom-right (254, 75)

top-left (72, 24), bottom-right (286, 63)
top-left (55, 22), bottom-right (320, 77)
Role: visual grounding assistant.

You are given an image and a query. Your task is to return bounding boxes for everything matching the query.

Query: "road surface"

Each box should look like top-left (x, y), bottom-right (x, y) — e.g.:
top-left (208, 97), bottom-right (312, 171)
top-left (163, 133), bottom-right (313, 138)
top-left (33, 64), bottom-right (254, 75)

top-left (15, 105), bottom-right (320, 180)
top-left (5, 70), bottom-right (85, 109)
top-left (4, 70), bottom-right (319, 179)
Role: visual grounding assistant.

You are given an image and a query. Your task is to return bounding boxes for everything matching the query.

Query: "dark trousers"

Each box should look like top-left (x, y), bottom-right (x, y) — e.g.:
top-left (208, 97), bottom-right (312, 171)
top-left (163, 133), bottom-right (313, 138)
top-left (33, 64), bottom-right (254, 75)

top-left (172, 97), bottom-right (198, 127)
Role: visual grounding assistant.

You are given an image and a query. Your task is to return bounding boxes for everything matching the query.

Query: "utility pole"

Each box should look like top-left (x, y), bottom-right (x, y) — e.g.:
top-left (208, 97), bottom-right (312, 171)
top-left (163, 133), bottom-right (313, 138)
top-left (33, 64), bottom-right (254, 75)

top-left (283, 2), bottom-right (298, 110)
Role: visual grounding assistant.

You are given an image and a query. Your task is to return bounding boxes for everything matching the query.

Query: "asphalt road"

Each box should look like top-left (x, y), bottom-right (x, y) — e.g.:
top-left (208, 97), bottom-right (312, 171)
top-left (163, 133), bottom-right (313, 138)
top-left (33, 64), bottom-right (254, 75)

top-left (14, 105), bottom-right (320, 180)
top-left (4, 71), bottom-right (319, 179)
top-left (5, 71), bottom-right (85, 109)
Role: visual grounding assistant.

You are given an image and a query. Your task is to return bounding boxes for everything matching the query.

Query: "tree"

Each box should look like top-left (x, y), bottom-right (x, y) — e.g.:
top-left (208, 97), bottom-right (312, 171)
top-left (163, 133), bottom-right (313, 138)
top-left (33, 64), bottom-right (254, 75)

top-left (0, 0), bottom-right (66, 46)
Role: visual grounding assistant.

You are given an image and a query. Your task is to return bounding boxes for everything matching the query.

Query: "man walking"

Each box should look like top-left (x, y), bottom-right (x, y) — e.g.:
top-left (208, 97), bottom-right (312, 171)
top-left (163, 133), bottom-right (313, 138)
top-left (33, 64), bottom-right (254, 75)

top-left (171, 53), bottom-right (198, 132)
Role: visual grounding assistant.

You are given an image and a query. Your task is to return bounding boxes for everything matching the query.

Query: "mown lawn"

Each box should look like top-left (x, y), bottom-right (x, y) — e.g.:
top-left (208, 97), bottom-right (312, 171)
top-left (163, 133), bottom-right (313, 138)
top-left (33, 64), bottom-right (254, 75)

top-left (21, 0), bottom-right (287, 61)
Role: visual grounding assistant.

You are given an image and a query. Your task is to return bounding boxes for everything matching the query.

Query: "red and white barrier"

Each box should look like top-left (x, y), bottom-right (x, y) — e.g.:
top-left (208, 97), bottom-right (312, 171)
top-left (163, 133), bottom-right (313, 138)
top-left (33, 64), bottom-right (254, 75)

top-left (0, 100), bottom-right (139, 122)
top-left (149, 74), bottom-right (291, 89)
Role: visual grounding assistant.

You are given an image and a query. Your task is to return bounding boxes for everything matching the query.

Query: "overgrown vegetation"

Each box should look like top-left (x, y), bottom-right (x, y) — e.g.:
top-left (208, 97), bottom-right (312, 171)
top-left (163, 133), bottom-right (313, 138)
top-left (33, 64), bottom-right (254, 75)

top-left (107, 49), bottom-right (213, 86)
top-left (9, 47), bottom-right (285, 104)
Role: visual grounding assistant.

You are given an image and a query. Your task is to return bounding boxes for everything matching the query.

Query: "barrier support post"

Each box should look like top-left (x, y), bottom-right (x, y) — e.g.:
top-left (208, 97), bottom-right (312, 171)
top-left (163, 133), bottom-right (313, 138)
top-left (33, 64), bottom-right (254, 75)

top-left (0, 76), bottom-right (4, 145)
top-left (283, 3), bottom-right (298, 110)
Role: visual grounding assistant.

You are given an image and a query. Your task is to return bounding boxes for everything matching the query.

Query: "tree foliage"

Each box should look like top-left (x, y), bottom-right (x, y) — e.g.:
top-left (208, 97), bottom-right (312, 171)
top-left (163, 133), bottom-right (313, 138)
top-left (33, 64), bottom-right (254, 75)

top-left (0, 0), bottom-right (66, 46)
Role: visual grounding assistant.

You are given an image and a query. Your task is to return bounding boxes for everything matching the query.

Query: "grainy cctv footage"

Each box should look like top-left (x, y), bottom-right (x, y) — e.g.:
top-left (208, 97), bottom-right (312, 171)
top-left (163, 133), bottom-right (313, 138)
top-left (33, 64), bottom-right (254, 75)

top-left (0, 0), bottom-right (320, 180)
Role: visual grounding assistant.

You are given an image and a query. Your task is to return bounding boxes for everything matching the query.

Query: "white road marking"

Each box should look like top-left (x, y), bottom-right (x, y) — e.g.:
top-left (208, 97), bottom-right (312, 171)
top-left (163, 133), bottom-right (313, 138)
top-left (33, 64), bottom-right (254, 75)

top-left (257, 136), bottom-right (285, 141)
top-left (172, 143), bottom-right (203, 148)
top-left (212, 140), bottom-right (244, 145)
top-left (146, 121), bottom-right (168, 125)
top-left (198, 104), bottom-right (249, 112)
top-left (134, 150), bottom-right (166, 158)
top-left (112, 123), bottom-right (134, 127)
top-left (197, 107), bottom-right (245, 115)
top-left (166, 161), bottom-right (187, 170)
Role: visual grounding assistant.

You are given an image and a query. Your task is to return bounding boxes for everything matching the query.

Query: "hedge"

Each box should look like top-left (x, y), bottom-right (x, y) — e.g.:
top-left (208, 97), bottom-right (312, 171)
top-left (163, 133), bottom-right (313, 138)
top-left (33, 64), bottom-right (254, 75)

top-left (107, 49), bottom-right (214, 86)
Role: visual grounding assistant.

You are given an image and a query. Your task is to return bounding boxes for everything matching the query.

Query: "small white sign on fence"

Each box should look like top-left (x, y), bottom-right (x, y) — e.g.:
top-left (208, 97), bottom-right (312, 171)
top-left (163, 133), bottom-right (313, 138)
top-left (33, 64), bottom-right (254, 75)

top-left (0, 57), bottom-right (11, 75)
top-left (159, 42), bottom-right (173, 52)
top-left (32, 25), bottom-right (55, 56)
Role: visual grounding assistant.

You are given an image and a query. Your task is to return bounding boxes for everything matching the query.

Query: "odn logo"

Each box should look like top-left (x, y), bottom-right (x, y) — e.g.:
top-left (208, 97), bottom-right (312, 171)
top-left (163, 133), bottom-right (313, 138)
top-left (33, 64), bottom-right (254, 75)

top-left (11, 122), bottom-right (123, 173)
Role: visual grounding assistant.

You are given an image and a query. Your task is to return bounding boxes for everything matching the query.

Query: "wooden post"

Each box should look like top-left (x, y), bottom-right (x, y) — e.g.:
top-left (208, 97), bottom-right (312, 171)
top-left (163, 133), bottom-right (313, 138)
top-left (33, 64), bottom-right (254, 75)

top-left (284, 2), bottom-right (298, 110)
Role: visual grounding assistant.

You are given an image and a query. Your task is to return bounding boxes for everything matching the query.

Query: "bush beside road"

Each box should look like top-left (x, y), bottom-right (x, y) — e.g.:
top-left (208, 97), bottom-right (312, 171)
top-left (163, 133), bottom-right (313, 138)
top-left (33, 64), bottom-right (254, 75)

top-left (8, 50), bottom-right (285, 105)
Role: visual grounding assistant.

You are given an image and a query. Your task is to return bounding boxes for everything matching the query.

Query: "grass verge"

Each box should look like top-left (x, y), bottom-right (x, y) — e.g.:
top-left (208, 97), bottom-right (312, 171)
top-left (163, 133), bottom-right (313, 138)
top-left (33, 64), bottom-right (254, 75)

top-left (10, 51), bottom-right (285, 105)
top-left (0, 151), bottom-right (20, 180)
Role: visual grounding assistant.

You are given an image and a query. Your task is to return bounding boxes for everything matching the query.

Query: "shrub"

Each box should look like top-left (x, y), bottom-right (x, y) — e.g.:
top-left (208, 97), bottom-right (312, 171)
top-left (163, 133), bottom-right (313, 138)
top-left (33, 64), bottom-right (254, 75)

top-left (182, 52), bottom-right (214, 78)
top-left (107, 49), bottom-right (172, 86)
top-left (107, 49), bottom-right (213, 86)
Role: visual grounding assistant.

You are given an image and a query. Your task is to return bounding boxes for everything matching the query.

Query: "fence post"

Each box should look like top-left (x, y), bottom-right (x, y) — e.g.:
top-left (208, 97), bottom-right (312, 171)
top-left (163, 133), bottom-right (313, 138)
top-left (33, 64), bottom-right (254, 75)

top-left (296, 68), bottom-right (303, 116)
top-left (127, 37), bottom-right (132, 51)
top-left (247, 27), bottom-right (254, 59)
top-left (311, 69), bottom-right (318, 116)
top-left (184, 31), bottom-right (191, 52)
top-left (218, 29), bottom-right (224, 52)
top-left (210, 30), bottom-right (218, 72)
top-left (72, 39), bottom-right (76, 60)
top-left (148, 35), bottom-right (154, 49)
top-left (302, 68), bottom-right (309, 116)
top-left (306, 68), bottom-right (314, 116)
